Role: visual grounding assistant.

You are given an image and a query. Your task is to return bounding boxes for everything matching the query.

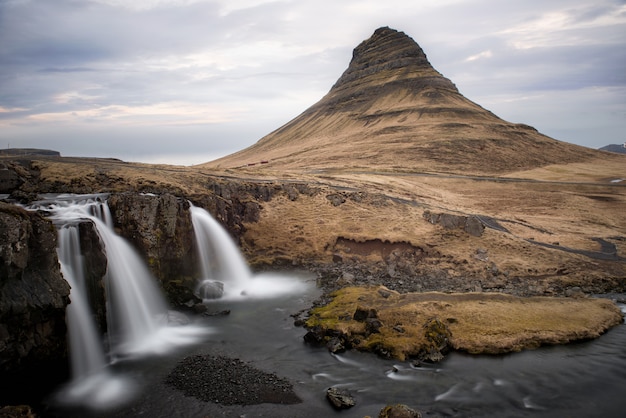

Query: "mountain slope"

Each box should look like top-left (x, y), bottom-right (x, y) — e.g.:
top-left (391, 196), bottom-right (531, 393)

top-left (204, 27), bottom-right (599, 175)
top-left (600, 144), bottom-right (626, 154)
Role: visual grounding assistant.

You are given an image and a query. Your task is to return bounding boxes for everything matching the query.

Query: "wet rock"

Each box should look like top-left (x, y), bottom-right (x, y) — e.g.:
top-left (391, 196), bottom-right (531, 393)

top-left (202, 309), bottom-right (231, 317)
top-left (326, 386), bottom-right (355, 409)
top-left (0, 202), bottom-right (70, 396)
top-left (326, 337), bottom-right (345, 353)
top-left (0, 404), bottom-right (36, 418)
top-left (303, 326), bottom-right (326, 345)
top-left (195, 280), bottom-right (224, 300)
top-left (76, 220), bottom-right (108, 334)
top-left (107, 193), bottom-right (197, 305)
top-left (378, 403), bottom-right (422, 418)
top-left (418, 317), bottom-right (451, 363)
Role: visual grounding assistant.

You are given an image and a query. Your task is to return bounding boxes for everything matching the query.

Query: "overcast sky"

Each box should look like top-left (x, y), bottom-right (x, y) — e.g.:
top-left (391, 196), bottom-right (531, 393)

top-left (1, 0), bottom-right (625, 165)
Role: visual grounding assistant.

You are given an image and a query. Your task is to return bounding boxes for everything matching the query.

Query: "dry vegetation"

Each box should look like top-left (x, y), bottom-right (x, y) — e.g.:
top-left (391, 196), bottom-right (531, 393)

top-left (306, 286), bottom-right (623, 360)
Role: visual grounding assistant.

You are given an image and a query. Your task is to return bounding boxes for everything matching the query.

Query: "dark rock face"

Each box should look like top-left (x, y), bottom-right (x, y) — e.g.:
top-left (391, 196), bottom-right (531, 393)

top-left (75, 220), bottom-right (108, 334)
top-left (0, 162), bottom-right (24, 193)
top-left (0, 202), bottom-right (70, 383)
top-left (107, 193), bottom-right (198, 306)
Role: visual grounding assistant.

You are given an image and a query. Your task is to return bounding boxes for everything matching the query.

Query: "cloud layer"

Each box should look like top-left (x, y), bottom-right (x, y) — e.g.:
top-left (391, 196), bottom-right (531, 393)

top-left (1, 0), bottom-right (624, 164)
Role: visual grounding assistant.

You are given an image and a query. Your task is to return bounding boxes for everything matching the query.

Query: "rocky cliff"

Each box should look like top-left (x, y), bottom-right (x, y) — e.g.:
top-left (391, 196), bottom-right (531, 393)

top-left (0, 202), bottom-right (70, 400)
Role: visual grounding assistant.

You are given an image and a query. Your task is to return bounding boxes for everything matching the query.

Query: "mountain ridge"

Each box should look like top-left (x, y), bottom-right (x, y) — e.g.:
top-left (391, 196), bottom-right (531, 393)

top-left (204, 27), bottom-right (602, 175)
top-left (600, 144), bottom-right (626, 154)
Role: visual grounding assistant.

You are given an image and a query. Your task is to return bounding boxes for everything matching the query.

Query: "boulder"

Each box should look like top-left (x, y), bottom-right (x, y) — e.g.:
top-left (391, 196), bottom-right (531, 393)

top-left (326, 386), bottom-right (355, 409)
top-left (195, 280), bottom-right (224, 300)
top-left (378, 404), bottom-right (422, 418)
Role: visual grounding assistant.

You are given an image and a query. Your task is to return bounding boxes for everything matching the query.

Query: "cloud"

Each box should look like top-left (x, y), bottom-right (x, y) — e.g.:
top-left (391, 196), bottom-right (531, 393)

top-left (0, 0), bottom-right (624, 164)
top-left (465, 50), bottom-right (493, 62)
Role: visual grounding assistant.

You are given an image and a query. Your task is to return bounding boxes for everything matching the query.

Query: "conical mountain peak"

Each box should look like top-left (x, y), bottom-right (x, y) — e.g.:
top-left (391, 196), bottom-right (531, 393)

top-left (331, 27), bottom-right (454, 92)
top-left (205, 27), bottom-right (598, 174)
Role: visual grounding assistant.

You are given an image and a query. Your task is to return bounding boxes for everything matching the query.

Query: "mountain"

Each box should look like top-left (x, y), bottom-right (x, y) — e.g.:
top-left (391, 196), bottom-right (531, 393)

top-left (204, 27), bottom-right (600, 175)
top-left (599, 144), bottom-right (626, 154)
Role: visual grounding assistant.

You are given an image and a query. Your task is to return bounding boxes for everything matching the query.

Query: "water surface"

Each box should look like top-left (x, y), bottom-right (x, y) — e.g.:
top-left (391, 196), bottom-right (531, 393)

top-left (45, 273), bottom-right (626, 418)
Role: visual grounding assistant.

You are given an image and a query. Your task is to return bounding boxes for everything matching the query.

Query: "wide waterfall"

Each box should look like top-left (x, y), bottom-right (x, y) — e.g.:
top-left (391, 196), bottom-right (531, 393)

top-left (31, 194), bottom-right (207, 409)
top-left (189, 203), bottom-right (308, 300)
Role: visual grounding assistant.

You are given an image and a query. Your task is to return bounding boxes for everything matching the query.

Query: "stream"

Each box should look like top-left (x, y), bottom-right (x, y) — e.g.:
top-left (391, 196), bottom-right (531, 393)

top-left (41, 272), bottom-right (626, 418)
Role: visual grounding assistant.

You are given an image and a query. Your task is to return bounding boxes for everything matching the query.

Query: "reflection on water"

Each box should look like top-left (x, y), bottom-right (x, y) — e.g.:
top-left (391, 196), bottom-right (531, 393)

top-left (45, 277), bottom-right (626, 418)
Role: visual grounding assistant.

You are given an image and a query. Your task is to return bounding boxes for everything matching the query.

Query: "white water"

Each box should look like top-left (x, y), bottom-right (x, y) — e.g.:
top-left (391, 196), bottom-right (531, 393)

top-left (57, 225), bottom-right (108, 379)
top-left (31, 195), bottom-right (208, 409)
top-left (189, 204), bottom-right (308, 300)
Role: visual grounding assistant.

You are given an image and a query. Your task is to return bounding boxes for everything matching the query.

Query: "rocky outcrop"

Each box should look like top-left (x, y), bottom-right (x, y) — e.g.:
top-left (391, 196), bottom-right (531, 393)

top-left (0, 162), bottom-right (24, 193)
top-left (0, 202), bottom-right (70, 390)
top-left (105, 187), bottom-right (269, 305)
top-left (107, 193), bottom-right (198, 306)
top-left (422, 210), bottom-right (485, 237)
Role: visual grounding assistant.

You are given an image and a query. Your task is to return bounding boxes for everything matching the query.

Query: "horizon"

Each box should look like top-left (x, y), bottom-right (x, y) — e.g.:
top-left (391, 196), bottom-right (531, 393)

top-left (1, 0), bottom-right (625, 166)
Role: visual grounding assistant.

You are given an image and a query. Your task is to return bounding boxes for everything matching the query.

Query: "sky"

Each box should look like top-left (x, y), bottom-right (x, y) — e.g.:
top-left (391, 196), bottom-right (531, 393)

top-left (1, 0), bottom-right (625, 166)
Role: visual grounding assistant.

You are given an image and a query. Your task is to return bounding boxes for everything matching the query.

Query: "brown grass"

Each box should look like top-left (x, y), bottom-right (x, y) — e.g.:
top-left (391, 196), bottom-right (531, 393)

top-left (306, 286), bottom-right (623, 359)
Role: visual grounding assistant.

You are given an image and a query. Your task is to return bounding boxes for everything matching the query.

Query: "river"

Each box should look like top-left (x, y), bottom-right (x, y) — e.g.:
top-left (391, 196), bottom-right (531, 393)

top-left (41, 272), bottom-right (626, 418)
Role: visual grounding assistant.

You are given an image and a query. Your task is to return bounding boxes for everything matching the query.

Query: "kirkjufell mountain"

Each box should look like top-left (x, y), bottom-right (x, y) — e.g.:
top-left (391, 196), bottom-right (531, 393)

top-left (205, 27), bottom-right (599, 175)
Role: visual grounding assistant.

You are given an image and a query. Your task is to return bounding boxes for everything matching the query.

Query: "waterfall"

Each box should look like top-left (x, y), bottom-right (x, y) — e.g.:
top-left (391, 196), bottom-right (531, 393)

top-left (190, 204), bottom-right (252, 299)
top-left (57, 225), bottom-right (107, 380)
top-left (41, 195), bottom-right (172, 356)
top-left (30, 194), bottom-right (208, 409)
top-left (92, 214), bottom-right (171, 355)
top-left (189, 204), bottom-right (308, 300)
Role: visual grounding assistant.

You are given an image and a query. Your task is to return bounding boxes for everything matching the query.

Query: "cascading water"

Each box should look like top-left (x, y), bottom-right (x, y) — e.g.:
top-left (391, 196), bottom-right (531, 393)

top-left (57, 225), bottom-right (107, 378)
top-left (30, 194), bottom-right (208, 409)
top-left (190, 203), bottom-right (251, 299)
top-left (189, 203), bottom-right (308, 300)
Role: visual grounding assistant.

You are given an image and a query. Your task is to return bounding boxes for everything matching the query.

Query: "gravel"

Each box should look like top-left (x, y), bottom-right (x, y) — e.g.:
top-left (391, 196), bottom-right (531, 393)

top-left (165, 354), bottom-right (301, 406)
